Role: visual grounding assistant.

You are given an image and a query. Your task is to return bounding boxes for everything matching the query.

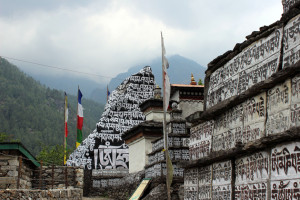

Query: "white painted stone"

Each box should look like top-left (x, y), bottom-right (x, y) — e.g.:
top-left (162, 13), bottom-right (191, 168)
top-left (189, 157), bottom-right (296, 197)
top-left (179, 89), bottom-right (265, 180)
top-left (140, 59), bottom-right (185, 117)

top-left (283, 14), bottom-right (300, 68)
top-left (128, 136), bottom-right (156, 173)
top-left (184, 186), bottom-right (198, 200)
top-left (267, 79), bottom-right (291, 115)
top-left (189, 121), bottom-right (213, 159)
top-left (179, 100), bottom-right (204, 119)
top-left (212, 160), bottom-right (232, 185)
top-left (212, 130), bottom-right (235, 152)
top-left (235, 151), bottom-right (269, 184)
top-left (271, 142), bottom-right (300, 180)
top-left (184, 168), bottom-right (198, 187)
top-left (266, 108), bottom-right (291, 136)
top-left (235, 182), bottom-right (268, 199)
top-left (292, 74), bottom-right (300, 103)
top-left (212, 184), bottom-right (231, 200)
top-left (240, 121), bottom-right (265, 144)
top-left (243, 92), bottom-right (266, 125)
top-left (207, 27), bottom-right (283, 108)
top-left (271, 179), bottom-right (300, 199)
top-left (291, 103), bottom-right (300, 127)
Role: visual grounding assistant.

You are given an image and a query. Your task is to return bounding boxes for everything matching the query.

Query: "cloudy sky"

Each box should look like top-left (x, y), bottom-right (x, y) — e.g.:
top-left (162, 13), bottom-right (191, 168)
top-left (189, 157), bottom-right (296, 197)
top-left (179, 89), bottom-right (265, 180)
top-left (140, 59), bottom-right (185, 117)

top-left (0, 0), bottom-right (282, 84)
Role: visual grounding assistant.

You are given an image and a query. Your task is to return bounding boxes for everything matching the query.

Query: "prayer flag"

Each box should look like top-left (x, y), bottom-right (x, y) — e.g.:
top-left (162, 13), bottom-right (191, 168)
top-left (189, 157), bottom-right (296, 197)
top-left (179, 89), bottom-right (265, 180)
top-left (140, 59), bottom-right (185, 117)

top-left (76, 89), bottom-right (83, 148)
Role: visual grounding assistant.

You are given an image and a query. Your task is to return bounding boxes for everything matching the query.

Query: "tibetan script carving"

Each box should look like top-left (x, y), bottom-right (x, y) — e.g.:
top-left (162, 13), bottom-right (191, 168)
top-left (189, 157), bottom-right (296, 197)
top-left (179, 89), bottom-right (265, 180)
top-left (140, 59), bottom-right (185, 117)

top-left (271, 142), bottom-right (300, 180)
top-left (190, 120), bottom-right (214, 160)
top-left (283, 14), bottom-right (300, 68)
top-left (207, 27), bottom-right (282, 108)
top-left (235, 152), bottom-right (269, 183)
top-left (67, 66), bottom-right (155, 169)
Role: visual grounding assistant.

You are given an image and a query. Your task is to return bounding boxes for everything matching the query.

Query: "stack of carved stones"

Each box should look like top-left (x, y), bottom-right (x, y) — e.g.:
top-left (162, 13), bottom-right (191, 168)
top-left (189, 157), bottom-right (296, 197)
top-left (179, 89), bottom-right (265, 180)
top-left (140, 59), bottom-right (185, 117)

top-left (145, 110), bottom-right (189, 182)
top-left (184, 1), bottom-right (300, 199)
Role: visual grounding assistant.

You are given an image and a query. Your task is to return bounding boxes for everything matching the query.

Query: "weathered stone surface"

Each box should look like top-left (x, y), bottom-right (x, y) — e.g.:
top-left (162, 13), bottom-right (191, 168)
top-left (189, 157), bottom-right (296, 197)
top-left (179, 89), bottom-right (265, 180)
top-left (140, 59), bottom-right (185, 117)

top-left (207, 27), bottom-right (283, 108)
top-left (143, 184), bottom-right (168, 200)
top-left (0, 189), bottom-right (82, 200)
top-left (8, 159), bottom-right (19, 166)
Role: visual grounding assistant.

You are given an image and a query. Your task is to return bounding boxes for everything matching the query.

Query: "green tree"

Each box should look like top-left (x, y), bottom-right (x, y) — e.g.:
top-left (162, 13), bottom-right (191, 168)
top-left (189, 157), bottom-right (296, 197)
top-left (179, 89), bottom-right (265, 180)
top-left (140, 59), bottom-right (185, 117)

top-left (198, 78), bottom-right (203, 85)
top-left (36, 144), bottom-right (73, 166)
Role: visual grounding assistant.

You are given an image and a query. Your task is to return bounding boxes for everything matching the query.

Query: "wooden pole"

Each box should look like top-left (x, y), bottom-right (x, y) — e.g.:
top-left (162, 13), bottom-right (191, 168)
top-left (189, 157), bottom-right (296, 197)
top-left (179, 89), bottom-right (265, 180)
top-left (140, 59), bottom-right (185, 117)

top-left (39, 160), bottom-right (43, 189)
top-left (64, 93), bottom-right (67, 165)
top-left (161, 32), bottom-right (171, 200)
top-left (65, 166), bottom-right (68, 189)
top-left (52, 164), bottom-right (54, 189)
top-left (17, 156), bottom-right (22, 189)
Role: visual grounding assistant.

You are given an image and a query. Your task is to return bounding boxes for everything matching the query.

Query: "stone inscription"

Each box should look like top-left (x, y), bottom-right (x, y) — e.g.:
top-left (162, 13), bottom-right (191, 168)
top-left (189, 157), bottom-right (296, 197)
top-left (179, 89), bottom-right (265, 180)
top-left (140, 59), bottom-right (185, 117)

top-left (236, 151), bottom-right (269, 184)
top-left (235, 182), bottom-right (267, 200)
top-left (152, 137), bottom-right (190, 152)
top-left (198, 165), bottom-right (212, 200)
top-left (291, 75), bottom-right (300, 128)
top-left (212, 93), bottom-right (265, 152)
top-left (283, 14), bottom-right (300, 68)
top-left (266, 80), bottom-right (291, 136)
top-left (146, 163), bottom-right (184, 179)
top-left (207, 28), bottom-right (282, 108)
top-left (271, 142), bottom-right (300, 180)
top-left (169, 122), bottom-right (186, 135)
top-left (271, 180), bottom-right (300, 199)
top-left (190, 120), bottom-right (214, 160)
top-left (93, 144), bottom-right (129, 169)
top-left (93, 178), bottom-right (122, 188)
top-left (67, 66), bottom-right (155, 169)
top-left (212, 161), bottom-right (232, 199)
top-left (92, 169), bottom-right (128, 177)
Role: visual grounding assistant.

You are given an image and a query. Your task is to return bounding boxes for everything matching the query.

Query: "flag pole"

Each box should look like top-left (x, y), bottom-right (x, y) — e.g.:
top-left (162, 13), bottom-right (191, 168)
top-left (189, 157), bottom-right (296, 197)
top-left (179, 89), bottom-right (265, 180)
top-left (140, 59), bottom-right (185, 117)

top-left (63, 92), bottom-right (67, 165)
top-left (76, 85), bottom-right (79, 148)
top-left (161, 32), bottom-right (171, 200)
top-left (107, 85), bottom-right (109, 102)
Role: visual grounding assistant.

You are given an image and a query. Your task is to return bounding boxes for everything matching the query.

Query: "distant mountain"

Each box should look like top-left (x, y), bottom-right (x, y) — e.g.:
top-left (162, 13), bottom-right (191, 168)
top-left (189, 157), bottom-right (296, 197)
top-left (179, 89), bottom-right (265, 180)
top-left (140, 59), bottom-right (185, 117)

top-left (20, 55), bottom-right (206, 105)
top-left (29, 73), bottom-right (105, 103)
top-left (107, 55), bottom-right (206, 91)
top-left (0, 58), bottom-right (104, 155)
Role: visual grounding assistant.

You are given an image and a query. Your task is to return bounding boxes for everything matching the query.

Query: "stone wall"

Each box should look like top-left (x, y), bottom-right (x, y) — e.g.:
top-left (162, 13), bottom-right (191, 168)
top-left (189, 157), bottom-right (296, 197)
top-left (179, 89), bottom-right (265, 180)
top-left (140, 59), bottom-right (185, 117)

top-left (0, 154), bottom-right (33, 189)
top-left (32, 166), bottom-right (83, 190)
top-left (184, 2), bottom-right (300, 200)
top-left (0, 188), bottom-right (82, 199)
top-left (87, 169), bottom-right (144, 199)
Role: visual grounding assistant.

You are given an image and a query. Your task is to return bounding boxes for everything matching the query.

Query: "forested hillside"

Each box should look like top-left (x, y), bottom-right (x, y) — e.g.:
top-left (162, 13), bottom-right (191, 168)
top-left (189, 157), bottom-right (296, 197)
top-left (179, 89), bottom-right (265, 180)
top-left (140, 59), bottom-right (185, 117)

top-left (0, 58), bottom-right (104, 155)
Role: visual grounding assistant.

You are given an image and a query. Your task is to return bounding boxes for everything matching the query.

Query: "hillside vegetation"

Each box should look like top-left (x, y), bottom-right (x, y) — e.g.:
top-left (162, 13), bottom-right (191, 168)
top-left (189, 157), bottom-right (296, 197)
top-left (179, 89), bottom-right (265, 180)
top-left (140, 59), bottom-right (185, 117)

top-left (0, 58), bottom-right (104, 156)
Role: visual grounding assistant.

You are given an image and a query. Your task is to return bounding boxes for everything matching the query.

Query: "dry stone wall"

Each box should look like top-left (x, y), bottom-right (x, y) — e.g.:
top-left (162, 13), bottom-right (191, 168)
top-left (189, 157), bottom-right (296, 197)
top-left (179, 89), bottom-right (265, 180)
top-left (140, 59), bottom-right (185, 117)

top-left (0, 188), bottom-right (82, 200)
top-left (0, 155), bottom-right (32, 189)
top-left (184, 2), bottom-right (300, 200)
top-left (32, 166), bottom-right (83, 190)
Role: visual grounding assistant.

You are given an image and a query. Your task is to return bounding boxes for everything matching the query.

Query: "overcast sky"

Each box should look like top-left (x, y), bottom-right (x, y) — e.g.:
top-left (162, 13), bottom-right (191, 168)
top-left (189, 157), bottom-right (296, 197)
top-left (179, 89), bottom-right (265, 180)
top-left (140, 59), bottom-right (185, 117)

top-left (0, 0), bottom-right (282, 84)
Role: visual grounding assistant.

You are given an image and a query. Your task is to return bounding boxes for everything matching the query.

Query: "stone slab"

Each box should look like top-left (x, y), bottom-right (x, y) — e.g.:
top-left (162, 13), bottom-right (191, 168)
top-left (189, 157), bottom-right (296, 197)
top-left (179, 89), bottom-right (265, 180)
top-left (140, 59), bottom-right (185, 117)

top-left (235, 151), bottom-right (269, 184)
top-left (283, 14), bottom-right (300, 68)
top-left (271, 141), bottom-right (300, 180)
top-left (207, 27), bottom-right (283, 108)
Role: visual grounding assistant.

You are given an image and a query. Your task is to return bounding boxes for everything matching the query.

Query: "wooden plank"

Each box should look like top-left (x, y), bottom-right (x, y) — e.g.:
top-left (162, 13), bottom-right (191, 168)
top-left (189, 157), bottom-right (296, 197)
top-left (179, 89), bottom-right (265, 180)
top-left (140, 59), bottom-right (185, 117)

top-left (129, 178), bottom-right (151, 200)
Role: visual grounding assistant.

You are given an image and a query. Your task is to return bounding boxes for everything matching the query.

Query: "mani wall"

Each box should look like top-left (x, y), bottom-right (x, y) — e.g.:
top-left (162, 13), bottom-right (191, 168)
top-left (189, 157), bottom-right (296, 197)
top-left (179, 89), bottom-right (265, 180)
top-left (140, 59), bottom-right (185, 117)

top-left (67, 66), bottom-right (155, 170)
top-left (184, 2), bottom-right (300, 200)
